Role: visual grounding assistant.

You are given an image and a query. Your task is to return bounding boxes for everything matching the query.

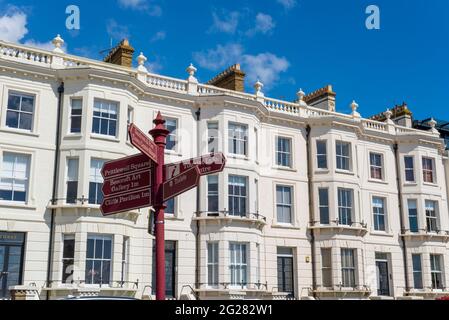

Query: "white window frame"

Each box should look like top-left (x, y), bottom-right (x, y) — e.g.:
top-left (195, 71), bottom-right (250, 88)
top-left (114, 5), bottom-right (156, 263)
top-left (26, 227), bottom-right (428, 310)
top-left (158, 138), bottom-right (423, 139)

top-left (336, 141), bottom-right (351, 171)
top-left (62, 234), bottom-right (75, 285)
top-left (85, 234), bottom-right (113, 286)
top-left (430, 254), bottom-right (444, 290)
top-left (165, 117), bottom-right (178, 152)
top-left (369, 152), bottom-right (384, 181)
top-left (92, 99), bottom-right (118, 137)
top-left (318, 188), bottom-right (330, 225)
top-left (372, 196), bottom-right (387, 232)
top-left (207, 175), bottom-right (219, 214)
top-left (229, 243), bottom-right (248, 288)
top-left (0, 152), bottom-right (31, 204)
top-left (228, 175), bottom-right (248, 217)
top-left (422, 157), bottom-right (435, 184)
top-left (425, 200), bottom-right (439, 233)
top-left (412, 254), bottom-right (423, 289)
top-left (207, 242), bottom-right (219, 288)
top-left (89, 158), bottom-right (105, 205)
top-left (228, 122), bottom-right (248, 156)
top-left (276, 185), bottom-right (293, 224)
top-left (321, 248), bottom-right (333, 288)
top-left (207, 122), bottom-right (219, 153)
top-left (404, 156), bottom-right (415, 183)
top-left (337, 188), bottom-right (353, 226)
top-left (66, 158), bottom-right (79, 204)
top-left (341, 249), bottom-right (357, 288)
top-left (5, 91), bottom-right (36, 132)
top-left (69, 98), bottom-right (83, 134)
top-left (316, 140), bottom-right (328, 170)
top-left (275, 136), bottom-right (292, 168)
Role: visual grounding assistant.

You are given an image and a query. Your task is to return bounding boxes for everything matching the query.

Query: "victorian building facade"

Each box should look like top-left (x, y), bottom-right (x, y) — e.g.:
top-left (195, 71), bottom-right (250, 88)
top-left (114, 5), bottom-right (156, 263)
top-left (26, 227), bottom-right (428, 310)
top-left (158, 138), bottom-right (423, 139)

top-left (0, 35), bottom-right (448, 300)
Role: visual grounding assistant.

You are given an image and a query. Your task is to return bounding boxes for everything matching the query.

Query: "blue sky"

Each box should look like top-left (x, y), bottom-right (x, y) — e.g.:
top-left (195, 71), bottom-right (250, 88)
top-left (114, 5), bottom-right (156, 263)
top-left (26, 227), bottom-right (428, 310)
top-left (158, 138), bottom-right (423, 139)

top-left (1, 0), bottom-right (448, 120)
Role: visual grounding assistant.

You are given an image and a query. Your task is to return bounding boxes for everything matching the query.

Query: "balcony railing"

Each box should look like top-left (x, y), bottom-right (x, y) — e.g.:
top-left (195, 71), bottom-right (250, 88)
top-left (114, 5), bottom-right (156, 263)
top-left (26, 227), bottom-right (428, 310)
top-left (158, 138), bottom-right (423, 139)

top-left (195, 211), bottom-right (267, 222)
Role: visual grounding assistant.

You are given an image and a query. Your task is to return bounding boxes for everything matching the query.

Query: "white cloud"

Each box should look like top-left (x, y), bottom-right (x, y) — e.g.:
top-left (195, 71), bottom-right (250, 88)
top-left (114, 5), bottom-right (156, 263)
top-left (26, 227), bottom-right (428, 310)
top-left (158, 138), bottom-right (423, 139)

top-left (193, 43), bottom-right (289, 89)
top-left (209, 10), bottom-right (240, 34)
top-left (247, 13), bottom-right (275, 36)
top-left (117, 0), bottom-right (162, 16)
top-left (277, 0), bottom-right (297, 10)
top-left (150, 31), bottom-right (166, 42)
top-left (193, 43), bottom-right (244, 71)
top-left (107, 19), bottom-right (130, 40)
top-left (0, 8), bottom-right (28, 43)
top-left (242, 53), bottom-right (290, 88)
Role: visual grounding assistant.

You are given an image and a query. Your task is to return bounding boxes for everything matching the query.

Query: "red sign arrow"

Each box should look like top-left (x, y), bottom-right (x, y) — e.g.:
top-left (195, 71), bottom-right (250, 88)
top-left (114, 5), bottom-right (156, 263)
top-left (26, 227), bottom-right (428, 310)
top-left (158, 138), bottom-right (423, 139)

top-left (129, 123), bottom-right (158, 163)
top-left (101, 153), bottom-right (151, 180)
top-left (163, 166), bottom-right (200, 202)
top-left (164, 153), bottom-right (226, 180)
top-left (102, 170), bottom-right (151, 198)
top-left (101, 188), bottom-right (151, 216)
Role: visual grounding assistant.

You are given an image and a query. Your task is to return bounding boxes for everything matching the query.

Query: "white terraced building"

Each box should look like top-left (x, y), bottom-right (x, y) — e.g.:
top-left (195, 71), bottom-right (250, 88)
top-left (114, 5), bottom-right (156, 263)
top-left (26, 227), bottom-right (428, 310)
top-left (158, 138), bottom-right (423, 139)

top-left (0, 35), bottom-right (448, 300)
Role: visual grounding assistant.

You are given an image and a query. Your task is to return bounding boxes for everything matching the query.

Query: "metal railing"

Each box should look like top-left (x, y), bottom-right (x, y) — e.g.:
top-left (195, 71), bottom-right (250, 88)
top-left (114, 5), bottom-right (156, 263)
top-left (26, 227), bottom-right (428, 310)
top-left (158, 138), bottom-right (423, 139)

top-left (196, 210), bottom-right (267, 222)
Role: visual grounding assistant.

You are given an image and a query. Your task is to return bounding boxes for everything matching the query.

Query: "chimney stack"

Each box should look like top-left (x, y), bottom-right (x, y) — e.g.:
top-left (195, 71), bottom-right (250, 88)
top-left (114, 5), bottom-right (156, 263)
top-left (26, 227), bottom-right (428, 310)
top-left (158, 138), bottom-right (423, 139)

top-left (104, 39), bottom-right (135, 68)
top-left (207, 64), bottom-right (246, 92)
top-left (304, 85), bottom-right (336, 112)
top-left (370, 102), bottom-right (413, 127)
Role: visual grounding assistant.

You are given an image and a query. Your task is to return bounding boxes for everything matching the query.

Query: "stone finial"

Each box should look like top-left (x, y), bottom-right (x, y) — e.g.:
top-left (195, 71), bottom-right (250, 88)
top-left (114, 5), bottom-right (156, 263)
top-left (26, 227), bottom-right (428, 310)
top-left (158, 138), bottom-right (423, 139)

top-left (187, 63), bottom-right (197, 77)
top-left (428, 118), bottom-right (439, 135)
top-left (385, 108), bottom-right (392, 120)
top-left (429, 118), bottom-right (437, 129)
top-left (254, 79), bottom-right (264, 93)
top-left (52, 34), bottom-right (65, 53)
top-left (138, 52), bottom-right (147, 66)
top-left (351, 100), bottom-right (361, 119)
top-left (137, 52), bottom-right (148, 73)
top-left (297, 88), bottom-right (305, 101)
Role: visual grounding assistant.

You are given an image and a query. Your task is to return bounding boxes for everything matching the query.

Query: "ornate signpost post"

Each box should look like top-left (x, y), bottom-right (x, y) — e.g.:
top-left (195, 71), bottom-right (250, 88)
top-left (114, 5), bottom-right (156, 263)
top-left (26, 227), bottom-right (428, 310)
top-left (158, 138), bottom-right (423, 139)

top-left (100, 112), bottom-right (226, 301)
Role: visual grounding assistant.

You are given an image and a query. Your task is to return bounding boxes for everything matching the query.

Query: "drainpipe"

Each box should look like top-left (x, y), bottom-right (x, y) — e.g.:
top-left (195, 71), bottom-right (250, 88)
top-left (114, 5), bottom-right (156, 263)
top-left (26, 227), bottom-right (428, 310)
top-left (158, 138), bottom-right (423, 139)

top-left (306, 125), bottom-right (317, 298)
top-left (194, 108), bottom-right (201, 297)
top-left (394, 143), bottom-right (410, 294)
top-left (46, 82), bottom-right (65, 300)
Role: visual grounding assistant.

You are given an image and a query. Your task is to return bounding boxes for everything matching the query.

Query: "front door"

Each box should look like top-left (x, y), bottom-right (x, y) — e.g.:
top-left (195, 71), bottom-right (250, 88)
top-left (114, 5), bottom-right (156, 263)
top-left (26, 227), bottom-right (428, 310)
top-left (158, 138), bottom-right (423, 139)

top-left (376, 260), bottom-right (390, 296)
top-left (0, 232), bottom-right (25, 299)
top-left (152, 240), bottom-right (177, 299)
top-left (277, 249), bottom-right (294, 298)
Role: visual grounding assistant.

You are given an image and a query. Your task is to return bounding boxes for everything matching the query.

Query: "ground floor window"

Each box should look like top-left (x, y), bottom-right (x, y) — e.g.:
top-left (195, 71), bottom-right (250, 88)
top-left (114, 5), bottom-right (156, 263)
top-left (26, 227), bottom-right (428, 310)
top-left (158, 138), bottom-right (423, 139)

top-left (85, 234), bottom-right (113, 285)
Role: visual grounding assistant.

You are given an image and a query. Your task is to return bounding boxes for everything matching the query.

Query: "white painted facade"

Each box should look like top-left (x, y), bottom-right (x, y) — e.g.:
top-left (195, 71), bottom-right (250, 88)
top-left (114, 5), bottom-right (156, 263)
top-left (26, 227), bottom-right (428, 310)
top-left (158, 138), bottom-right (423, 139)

top-left (0, 38), bottom-right (448, 300)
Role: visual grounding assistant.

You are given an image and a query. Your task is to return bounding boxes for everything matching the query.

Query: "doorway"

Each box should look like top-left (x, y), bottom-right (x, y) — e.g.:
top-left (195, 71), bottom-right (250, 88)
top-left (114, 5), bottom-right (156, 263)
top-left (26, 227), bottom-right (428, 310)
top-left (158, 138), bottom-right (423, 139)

top-left (375, 253), bottom-right (391, 296)
top-left (0, 232), bottom-right (25, 299)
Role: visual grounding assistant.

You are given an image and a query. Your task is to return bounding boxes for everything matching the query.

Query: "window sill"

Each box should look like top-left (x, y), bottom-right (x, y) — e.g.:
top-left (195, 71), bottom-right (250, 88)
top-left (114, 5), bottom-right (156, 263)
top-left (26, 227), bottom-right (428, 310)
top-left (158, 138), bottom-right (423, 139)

top-left (0, 127), bottom-right (39, 137)
top-left (367, 179), bottom-right (388, 185)
top-left (165, 215), bottom-right (183, 221)
top-left (164, 150), bottom-right (182, 157)
top-left (370, 231), bottom-right (395, 237)
top-left (0, 202), bottom-right (37, 210)
top-left (314, 169), bottom-right (330, 174)
top-left (228, 154), bottom-right (249, 161)
top-left (90, 134), bottom-right (120, 143)
top-left (403, 182), bottom-right (417, 186)
top-left (64, 133), bottom-right (83, 139)
top-left (423, 182), bottom-right (438, 187)
top-left (271, 223), bottom-right (300, 230)
top-left (272, 166), bottom-right (296, 172)
top-left (335, 169), bottom-right (355, 176)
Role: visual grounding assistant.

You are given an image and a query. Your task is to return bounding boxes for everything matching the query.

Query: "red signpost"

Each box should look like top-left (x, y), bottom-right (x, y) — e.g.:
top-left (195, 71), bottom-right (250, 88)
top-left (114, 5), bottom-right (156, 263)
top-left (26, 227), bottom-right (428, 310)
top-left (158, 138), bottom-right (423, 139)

top-left (163, 166), bottom-right (200, 202)
top-left (100, 113), bottom-right (226, 301)
top-left (129, 123), bottom-right (158, 163)
top-left (164, 152), bottom-right (226, 180)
